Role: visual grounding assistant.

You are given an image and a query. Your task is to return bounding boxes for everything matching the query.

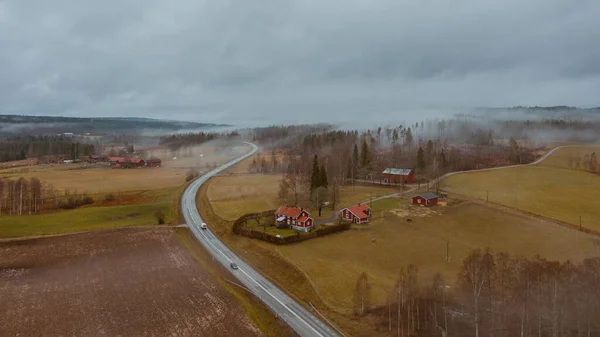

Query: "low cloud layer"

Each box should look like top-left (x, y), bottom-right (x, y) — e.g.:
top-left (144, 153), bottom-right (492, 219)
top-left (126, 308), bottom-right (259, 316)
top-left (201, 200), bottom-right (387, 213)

top-left (1, 0), bottom-right (599, 125)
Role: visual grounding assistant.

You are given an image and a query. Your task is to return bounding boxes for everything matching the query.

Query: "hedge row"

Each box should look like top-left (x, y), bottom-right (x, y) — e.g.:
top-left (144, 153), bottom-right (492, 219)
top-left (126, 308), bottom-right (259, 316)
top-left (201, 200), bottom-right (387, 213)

top-left (232, 210), bottom-right (351, 245)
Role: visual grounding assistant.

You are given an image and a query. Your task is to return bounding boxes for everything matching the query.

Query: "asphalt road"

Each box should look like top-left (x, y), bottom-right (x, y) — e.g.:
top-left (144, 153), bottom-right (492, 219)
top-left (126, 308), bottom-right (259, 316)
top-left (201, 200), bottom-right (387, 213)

top-left (181, 142), bottom-right (341, 337)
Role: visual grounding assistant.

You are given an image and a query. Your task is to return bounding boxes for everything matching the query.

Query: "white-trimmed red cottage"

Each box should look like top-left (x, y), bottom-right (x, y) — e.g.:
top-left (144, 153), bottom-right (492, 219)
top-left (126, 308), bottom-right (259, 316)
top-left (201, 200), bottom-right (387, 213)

top-left (341, 204), bottom-right (372, 224)
top-left (275, 206), bottom-right (314, 232)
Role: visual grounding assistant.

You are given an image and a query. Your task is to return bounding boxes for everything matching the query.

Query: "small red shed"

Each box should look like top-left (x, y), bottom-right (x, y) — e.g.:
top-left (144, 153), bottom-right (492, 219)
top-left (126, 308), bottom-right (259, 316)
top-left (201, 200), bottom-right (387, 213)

top-left (411, 193), bottom-right (440, 207)
top-left (341, 204), bottom-right (372, 224)
top-left (382, 168), bottom-right (415, 184)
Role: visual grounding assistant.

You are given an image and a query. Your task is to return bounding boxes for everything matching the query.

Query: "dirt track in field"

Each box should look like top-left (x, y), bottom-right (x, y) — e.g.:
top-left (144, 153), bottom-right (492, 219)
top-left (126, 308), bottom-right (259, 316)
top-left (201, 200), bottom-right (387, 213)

top-left (0, 228), bottom-right (262, 337)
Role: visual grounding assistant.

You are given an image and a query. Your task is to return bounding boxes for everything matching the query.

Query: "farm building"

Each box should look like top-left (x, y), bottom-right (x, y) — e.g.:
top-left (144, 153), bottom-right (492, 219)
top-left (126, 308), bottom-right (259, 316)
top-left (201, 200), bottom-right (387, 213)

top-left (411, 193), bottom-right (440, 207)
top-left (108, 157), bottom-right (127, 168)
top-left (275, 206), bottom-right (314, 232)
top-left (129, 158), bottom-right (145, 168)
top-left (341, 204), bottom-right (372, 224)
top-left (108, 157), bottom-right (145, 168)
top-left (147, 157), bottom-right (162, 167)
top-left (382, 168), bottom-right (415, 184)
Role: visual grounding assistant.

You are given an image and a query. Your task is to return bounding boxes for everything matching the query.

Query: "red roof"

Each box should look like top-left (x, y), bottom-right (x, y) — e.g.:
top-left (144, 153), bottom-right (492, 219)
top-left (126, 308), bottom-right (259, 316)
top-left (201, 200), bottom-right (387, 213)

top-left (345, 204), bottom-right (371, 218)
top-left (108, 157), bottom-right (126, 163)
top-left (276, 206), bottom-right (310, 218)
top-left (297, 216), bottom-right (310, 223)
top-left (129, 158), bottom-right (144, 164)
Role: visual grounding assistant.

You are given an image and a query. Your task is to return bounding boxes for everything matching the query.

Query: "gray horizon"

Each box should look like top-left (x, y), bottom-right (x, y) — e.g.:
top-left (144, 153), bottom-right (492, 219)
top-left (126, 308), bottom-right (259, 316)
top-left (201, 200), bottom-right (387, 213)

top-left (1, 0), bottom-right (599, 125)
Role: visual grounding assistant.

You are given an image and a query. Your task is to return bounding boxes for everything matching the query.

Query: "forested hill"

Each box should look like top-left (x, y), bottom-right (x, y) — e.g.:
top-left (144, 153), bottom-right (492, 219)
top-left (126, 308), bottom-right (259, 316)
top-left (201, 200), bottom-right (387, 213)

top-left (0, 115), bottom-right (230, 135)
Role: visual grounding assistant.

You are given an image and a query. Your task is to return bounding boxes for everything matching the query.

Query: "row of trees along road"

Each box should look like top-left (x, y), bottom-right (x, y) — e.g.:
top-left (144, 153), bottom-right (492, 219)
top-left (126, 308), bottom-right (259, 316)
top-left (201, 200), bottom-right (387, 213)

top-left (353, 249), bottom-right (600, 337)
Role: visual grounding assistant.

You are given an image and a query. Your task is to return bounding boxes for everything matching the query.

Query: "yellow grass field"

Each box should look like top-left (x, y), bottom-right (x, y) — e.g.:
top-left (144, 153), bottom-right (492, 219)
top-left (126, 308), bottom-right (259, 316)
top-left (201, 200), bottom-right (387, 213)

top-left (442, 165), bottom-right (600, 232)
top-left (0, 144), bottom-right (248, 194)
top-left (277, 202), bottom-right (600, 312)
top-left (539, 145), bottom-right (600, 171)
top-left (206, 174), bottom-right (397, 221)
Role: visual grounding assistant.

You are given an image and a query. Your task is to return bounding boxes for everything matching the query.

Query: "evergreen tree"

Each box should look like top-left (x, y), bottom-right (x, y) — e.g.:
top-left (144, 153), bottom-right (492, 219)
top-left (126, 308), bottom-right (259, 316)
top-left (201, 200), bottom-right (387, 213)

top-left (405, 127), bottom-right (413, 148)
top-left (360, 138), bottom-right (370, 168)
top-left (417, 147), bottom-right (426, 172)
top-left (310, 155), bottom-right (320, 194)
top-left (319, 164), bottom-right (328, 189)
top-left (425, 140), bottom-right (434, 163)
top-left (352, 144), bottom-right (359, 178)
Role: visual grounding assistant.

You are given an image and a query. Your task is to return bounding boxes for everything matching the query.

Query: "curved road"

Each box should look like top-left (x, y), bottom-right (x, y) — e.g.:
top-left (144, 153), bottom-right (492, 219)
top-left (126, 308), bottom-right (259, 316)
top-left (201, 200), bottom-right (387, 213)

top-left (181, 142), bottom-right (341, 337)
top-left (428, 145), bottom-right (569, 188)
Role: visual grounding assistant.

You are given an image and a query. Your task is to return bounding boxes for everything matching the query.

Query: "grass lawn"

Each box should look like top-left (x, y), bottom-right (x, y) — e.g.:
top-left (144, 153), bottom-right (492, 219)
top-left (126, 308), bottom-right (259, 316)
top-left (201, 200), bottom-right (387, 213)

top-left (442, 165), bottom-right (600, 232)
top-left (277, 202), bottom-right (600, 314)
top-left (0, 187), bottom-right (182, 238)
top-left (539, 145), bottom-right (600, 171)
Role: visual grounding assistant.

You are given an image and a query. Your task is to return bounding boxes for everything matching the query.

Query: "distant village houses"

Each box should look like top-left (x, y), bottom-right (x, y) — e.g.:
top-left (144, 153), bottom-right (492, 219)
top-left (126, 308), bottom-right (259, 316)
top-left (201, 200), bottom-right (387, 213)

top-left (108, 156), bottom-right (160, 169)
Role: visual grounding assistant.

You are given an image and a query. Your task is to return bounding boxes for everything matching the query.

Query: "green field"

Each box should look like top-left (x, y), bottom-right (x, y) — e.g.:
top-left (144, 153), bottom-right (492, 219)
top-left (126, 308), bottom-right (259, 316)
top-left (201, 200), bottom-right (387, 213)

top-left (0, 187), bottom-right (181, 238)
top-left (442, 165), bottom-right (600, 232)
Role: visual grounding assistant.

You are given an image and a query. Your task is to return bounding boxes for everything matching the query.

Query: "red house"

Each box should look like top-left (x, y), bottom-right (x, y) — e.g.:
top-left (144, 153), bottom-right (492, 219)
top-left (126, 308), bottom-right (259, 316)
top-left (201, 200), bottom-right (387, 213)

top-left (275, 206), bottom-right (314, 232)
top-left (411, 193), bottom-right (440, 207)
top-left (129, 158), bottom-right (145, 168)
top-left (383, 168), bottom-right (415, 184)
top-left (341, 204), bottom-right (372, 224)
top-left (146, 157), bottom-right (162, 167)
top-left (108, 157), bottom-right (127, 168)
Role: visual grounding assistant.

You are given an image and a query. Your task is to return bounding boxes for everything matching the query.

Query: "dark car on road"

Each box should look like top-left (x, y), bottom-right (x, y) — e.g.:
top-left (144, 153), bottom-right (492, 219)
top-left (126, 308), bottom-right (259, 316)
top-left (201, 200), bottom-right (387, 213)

top-left (230, 262), bottom-right (238, 270)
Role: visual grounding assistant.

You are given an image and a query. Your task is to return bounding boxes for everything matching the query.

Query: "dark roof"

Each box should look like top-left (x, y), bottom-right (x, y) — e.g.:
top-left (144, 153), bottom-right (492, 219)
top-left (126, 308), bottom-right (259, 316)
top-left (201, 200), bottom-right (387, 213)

top-left (414, 193), bottom-right (440, 200)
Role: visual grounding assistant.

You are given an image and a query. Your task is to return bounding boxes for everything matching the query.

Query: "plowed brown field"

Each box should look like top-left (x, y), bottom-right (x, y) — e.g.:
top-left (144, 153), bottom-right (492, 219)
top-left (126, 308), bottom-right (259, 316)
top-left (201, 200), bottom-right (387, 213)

top-left (0, 228), bottom-right (263, 337)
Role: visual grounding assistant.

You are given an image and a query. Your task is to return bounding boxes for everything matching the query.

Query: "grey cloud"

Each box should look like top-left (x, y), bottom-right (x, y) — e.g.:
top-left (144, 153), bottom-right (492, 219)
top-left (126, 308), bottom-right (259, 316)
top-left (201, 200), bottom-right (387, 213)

top-left (0, 0), bottom-right (599, 125)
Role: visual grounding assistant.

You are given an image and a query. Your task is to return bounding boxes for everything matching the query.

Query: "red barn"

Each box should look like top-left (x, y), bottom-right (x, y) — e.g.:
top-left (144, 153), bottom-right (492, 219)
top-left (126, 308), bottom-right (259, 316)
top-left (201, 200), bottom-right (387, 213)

top-left (411, 193), bottom-right (440, 207)
top-left (341, 204), bottom-right (372, 224)
top-left (382, 168), bottom-right (415, 184)
top-left (108, 157), bottom-right (126, 168)
top-left (275, 206), bottom-right (314, 232)
top-left (129, 158), bottom-right (145, 168)
top-left (147, 157), bottom-right (162, 167)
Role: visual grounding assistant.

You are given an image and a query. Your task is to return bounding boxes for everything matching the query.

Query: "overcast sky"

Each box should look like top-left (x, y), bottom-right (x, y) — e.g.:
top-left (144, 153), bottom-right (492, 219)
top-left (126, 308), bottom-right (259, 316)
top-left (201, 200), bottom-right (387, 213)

top-left (1, 1), bottom-right (599, 126)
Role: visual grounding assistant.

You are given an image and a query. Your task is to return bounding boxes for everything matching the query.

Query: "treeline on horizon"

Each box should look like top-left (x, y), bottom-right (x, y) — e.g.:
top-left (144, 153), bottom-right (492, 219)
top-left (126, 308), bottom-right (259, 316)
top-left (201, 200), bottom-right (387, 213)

top-left (0, 135), bottom-right (95, 163)
top-left (158, 131), bottom-right (242, 150)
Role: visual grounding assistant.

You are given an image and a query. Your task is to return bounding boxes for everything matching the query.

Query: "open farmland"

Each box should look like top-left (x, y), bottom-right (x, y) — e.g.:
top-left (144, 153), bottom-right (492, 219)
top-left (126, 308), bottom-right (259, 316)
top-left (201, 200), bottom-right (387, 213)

top-left (0, 187), bottom-right (182, 238)
top-left (539, 145), bottom-right (600, 171)
top-left (206, 174), bottom-right (397, 221)
top-left (0, 228), bottom-right (266, 337)
top-left (0, 144), bottom-right (247, 193)
top-left (442, 165), bottom-right (600, 232)
top-left (199, 179), bottom-right (600, 336)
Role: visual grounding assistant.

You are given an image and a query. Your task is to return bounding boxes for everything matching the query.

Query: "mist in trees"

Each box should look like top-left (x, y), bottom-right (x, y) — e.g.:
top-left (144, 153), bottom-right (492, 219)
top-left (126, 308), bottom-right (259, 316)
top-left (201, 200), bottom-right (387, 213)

top-left (0, 135), bottom-right (95, 162)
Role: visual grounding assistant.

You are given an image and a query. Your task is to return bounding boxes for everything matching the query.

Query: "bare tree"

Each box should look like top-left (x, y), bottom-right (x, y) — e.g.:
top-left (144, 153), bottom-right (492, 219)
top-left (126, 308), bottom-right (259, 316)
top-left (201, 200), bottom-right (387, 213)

top-left (354, 272), bottom-right (371, 316)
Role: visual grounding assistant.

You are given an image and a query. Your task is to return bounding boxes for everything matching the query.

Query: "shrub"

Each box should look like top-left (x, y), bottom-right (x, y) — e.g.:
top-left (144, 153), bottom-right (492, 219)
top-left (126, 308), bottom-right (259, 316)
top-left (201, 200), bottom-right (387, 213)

top-left (104, 193), bottom-right (116, 201)
top-left (185, 168), bottom-right (200, 182)
top-left (155, 210), bottom-right (166, 224)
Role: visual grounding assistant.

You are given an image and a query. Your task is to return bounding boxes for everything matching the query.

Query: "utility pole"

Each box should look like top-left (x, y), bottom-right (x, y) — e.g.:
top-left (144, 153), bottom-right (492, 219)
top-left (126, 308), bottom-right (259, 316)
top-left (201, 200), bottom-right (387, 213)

top-left (486, 189), bottom-right (489, 202)
top-left (580, 216), bottom-right (582, 231)
top-left (446, 241), bottom-right (449, 262)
